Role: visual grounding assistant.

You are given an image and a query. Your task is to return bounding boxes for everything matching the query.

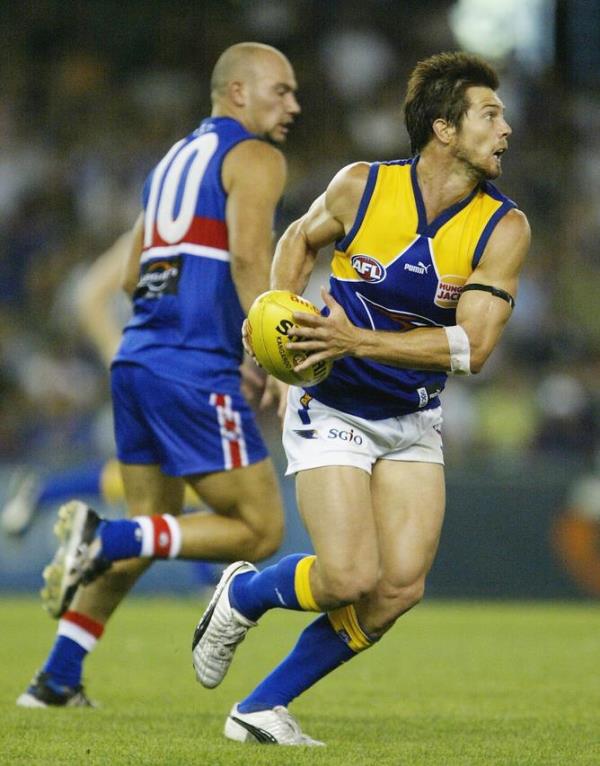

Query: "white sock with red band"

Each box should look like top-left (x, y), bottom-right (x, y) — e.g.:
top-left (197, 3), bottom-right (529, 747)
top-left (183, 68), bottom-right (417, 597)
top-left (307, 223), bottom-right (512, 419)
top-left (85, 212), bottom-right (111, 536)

top-left (133, 514), bottom-right (182, 559)
top-left (58, 610), bottom-right (105, 651)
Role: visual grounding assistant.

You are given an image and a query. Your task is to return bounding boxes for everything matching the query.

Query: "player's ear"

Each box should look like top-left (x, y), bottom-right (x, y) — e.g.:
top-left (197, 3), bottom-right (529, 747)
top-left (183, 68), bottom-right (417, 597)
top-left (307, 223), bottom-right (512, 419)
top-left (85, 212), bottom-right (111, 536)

top-left (432, 118), bottom-right (455, 145)
top-left (228, 80), bottom-right (246, 107)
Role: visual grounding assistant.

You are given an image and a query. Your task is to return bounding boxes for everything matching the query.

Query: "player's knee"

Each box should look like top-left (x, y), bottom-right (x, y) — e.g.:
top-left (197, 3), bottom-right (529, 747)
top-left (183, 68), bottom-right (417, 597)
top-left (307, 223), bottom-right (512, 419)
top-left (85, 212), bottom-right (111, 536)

top-left (243, 506), bottom-right (285, 561)
top-left (363, 578), bottom-right (426, 636)
top-left (399, 579), bottom-right (426, 609)
top-left (263, 515), bottom-right (285, 556)
top-left (247, 525), bottom-right (283, 561)
top-left (320, 564), bottom-right (378, 605)
top-left (378, 577), bottom-right (426, 615)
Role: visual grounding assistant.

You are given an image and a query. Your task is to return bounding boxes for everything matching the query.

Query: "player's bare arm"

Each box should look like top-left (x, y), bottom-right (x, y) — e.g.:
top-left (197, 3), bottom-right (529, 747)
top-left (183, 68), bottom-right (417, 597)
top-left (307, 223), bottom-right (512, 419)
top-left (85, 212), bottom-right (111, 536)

top-left (75, 231), bottom-right (133, 367)
top-left (455, 207), bottom-right (530, 370)
top-left (224, 139), bottom-right (287, 313)
top-left (271, 162), bottom-right (370, 293)
top-left (290, 207), bottom-right (530, 374)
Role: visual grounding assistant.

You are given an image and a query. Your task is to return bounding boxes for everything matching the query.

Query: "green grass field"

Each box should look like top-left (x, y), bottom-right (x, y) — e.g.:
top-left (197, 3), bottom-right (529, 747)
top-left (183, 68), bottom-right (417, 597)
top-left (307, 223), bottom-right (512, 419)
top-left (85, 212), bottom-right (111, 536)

top-left (1, 597), bottom-right (599, 765)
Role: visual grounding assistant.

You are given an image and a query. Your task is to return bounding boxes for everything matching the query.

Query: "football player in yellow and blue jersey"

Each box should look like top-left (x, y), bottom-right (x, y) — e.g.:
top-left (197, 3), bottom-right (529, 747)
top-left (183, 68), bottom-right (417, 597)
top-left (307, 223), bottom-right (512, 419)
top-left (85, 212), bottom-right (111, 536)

top-left (192, 51), bottom-right (531, 746)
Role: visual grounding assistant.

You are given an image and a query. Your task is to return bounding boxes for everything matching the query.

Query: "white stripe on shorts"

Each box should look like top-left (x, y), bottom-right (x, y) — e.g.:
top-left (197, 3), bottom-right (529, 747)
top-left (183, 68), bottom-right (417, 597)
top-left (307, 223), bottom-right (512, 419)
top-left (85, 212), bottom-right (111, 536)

top-left (210, 393), bottom-right (249, 470)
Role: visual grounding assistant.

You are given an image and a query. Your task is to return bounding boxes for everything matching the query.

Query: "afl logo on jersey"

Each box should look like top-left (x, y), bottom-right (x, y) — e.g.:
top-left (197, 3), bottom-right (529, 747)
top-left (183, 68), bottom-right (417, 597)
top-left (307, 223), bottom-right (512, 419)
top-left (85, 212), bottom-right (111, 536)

top-left (351, 255), bottom-right (386, 283)
top-left (435, 275), bottom-right (465, 308)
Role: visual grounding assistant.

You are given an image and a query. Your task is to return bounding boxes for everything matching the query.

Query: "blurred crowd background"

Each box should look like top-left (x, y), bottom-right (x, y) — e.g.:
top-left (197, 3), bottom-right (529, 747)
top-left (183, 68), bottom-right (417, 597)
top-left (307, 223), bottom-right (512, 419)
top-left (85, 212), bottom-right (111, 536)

top-left (1, 0), bottom-right (600, 598)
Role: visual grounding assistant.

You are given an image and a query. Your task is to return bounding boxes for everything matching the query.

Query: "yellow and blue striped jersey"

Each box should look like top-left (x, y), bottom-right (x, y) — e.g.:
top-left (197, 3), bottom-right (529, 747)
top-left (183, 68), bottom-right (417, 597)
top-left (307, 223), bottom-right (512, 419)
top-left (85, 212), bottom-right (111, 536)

top-left (307, 157), bottom-right (517, 419)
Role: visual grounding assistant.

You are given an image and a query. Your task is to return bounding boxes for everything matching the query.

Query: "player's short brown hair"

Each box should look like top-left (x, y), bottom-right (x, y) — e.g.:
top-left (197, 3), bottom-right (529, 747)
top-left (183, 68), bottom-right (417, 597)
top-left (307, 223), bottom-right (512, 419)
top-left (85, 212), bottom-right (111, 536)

top-left (404, 51), bottom-right (500, 154)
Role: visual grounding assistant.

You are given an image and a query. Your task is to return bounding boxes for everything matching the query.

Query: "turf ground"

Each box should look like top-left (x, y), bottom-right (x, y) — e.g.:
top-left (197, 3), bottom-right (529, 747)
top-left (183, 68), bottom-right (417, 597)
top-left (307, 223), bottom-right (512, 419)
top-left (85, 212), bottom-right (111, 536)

top-left (1, 596), bottom-right (599, 765)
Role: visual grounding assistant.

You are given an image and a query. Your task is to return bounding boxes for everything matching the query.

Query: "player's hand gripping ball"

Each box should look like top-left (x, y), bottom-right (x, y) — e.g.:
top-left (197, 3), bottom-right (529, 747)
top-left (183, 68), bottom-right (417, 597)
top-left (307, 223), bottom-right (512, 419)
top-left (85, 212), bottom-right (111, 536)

top-left (246, 290), bottom-right (332, 386)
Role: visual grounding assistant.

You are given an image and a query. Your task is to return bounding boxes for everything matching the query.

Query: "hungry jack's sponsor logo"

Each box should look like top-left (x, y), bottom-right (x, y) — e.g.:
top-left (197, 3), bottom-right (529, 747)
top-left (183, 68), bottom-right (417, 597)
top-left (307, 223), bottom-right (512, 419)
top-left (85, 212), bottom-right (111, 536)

top-left (435, 275), bottom-right (465, 308)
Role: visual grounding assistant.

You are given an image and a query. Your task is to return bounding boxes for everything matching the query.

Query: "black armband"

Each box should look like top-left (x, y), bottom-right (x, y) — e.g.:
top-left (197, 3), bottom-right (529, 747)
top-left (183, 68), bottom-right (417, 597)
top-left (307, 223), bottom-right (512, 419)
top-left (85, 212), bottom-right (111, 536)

top-left (461, 283), bottom-right (515, 309)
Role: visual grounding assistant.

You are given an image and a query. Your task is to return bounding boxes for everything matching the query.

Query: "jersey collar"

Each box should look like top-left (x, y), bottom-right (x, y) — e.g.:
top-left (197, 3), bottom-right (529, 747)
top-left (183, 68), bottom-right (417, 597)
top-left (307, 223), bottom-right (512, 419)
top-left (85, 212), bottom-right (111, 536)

top-left (410, 156), bottom-right (480, 238)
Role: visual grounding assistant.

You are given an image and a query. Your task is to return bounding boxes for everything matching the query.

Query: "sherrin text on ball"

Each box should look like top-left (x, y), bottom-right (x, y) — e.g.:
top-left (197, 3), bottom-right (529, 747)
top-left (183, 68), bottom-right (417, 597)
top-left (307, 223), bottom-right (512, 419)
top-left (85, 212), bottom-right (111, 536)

top-left (246, 290), bottom-right (332, 386)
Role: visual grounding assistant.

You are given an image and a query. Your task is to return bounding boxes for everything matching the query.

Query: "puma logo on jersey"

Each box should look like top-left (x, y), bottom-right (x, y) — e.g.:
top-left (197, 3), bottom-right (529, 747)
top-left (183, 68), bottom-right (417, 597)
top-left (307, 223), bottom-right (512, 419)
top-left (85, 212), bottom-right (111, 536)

top-left (404, 261), bottom-right (431, 275)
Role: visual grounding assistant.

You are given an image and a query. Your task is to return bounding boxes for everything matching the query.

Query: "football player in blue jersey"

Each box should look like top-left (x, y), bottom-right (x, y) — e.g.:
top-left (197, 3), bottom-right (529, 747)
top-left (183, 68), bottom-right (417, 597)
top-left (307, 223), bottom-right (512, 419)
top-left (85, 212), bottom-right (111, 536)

top-left (191, 51), bottom-right (531, 745)
top-left (0, 233), bottom-right (265, 536)
top-left (18, 42), bottom-right (300, 709)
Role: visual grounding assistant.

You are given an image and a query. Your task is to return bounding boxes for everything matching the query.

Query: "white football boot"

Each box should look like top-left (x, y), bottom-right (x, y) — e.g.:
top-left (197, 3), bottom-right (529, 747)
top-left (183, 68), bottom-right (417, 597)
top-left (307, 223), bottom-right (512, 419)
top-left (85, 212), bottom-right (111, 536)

top-left (224, 704), bottom-right (325, 746)
top-left (191, 561), bottom-right (257, 688)
top-left (40, 500), bottom-right (108, 618)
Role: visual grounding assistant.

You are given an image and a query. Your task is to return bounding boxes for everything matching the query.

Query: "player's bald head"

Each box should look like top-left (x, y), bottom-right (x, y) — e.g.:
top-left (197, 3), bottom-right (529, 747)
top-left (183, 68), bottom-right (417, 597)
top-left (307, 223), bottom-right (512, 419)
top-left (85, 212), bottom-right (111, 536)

top-left (210, 42), bottom-right (289, 102)
top-left (210, 42), bottom-right (299, 142)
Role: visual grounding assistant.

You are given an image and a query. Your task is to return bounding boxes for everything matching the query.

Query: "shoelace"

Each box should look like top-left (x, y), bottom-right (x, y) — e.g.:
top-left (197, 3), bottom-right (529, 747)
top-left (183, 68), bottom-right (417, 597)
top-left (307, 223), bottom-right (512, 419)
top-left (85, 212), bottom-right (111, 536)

top-left (208, 622), bottom-right (247, 660)
top-left (215, 632), bottom-right (246, 656)
top-left (212, 617), bottom-right (247, 645)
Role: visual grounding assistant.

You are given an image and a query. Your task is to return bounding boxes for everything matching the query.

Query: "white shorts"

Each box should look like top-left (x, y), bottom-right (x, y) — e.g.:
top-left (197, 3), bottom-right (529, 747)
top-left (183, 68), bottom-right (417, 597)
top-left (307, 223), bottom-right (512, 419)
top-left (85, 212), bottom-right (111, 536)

top-left (283, 387), bottom-right (444, 476)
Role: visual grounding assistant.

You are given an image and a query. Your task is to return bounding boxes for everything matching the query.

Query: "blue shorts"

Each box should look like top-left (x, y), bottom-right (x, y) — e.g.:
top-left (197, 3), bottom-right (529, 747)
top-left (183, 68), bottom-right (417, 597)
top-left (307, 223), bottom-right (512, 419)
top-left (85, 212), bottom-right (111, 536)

top-left (111, 362), bottom-right (268, 476)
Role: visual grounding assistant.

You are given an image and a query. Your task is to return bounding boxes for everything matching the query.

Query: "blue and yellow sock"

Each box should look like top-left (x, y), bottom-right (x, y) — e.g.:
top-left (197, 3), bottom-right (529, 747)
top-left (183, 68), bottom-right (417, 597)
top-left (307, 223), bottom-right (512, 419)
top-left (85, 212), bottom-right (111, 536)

top-left (229, 553), bottom-right (318, 621)
top-left (237, 605), bottom-right (376, 712)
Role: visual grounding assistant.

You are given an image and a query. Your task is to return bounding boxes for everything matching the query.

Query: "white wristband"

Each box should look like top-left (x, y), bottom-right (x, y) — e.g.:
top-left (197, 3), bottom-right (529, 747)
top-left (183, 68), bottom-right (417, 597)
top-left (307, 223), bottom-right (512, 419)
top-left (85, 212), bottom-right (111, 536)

top-left (444, 325), bottom-right (471, 375)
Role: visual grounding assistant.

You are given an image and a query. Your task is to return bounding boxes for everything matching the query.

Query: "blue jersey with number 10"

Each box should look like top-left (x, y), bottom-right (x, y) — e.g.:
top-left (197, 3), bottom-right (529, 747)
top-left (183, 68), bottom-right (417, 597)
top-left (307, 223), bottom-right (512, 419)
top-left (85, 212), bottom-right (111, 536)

top-left (114, 117), bottom-right (258, 393)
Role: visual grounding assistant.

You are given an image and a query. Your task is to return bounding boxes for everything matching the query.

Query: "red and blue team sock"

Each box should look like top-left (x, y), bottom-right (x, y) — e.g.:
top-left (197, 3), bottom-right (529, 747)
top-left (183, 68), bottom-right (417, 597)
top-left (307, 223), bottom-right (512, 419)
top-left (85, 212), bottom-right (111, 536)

top-left (98, 514), bottom-right (182, 561)
top-left (229, 553), bottom-right (318, 621)
top-left (237, 607), bottom-right (377, 713)
top-left (42, 611), bottom-right (104, 689)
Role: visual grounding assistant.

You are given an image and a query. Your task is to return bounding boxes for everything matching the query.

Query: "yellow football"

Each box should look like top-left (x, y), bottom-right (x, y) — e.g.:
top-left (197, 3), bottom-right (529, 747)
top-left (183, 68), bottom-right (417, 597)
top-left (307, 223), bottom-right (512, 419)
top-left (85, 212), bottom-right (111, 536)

top-left (246, 290), bottom-right (332, 386)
